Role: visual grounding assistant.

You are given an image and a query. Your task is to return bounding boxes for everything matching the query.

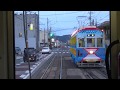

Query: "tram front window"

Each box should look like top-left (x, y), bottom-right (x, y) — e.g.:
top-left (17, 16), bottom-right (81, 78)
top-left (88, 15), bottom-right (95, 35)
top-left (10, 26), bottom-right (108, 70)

top-left (87, 38), bottom-right (95, 47)
top-left (97, 38), bottom-right (103, 47)
top-left (78, 38), bottom-right (85, 47)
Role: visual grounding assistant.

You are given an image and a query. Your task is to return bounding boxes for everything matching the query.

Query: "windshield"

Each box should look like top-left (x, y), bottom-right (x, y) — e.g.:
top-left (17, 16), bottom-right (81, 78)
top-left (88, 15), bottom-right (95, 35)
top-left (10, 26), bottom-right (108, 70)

top-left (25, 49), bottom-right (35, 53)
top-left (43, 47), bottom-right (49, 49)
top-left (97, 38), bottom-right (103, 47)
top-left (87, 38), bottom-right (95, 47)
top-left (28, 49), bottom-right (34, 52)
top-left (78, 38), bottom-right (85, 47)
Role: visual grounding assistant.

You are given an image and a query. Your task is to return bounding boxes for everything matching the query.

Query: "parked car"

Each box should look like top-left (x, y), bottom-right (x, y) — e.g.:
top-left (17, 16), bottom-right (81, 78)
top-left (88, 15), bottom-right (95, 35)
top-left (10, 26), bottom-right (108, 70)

top-left (23, 48), bottom-right (37, 62)
top-left (41, 47), bottom-right (51, 54)
top-left (15, 47), bottom-right (21, 55)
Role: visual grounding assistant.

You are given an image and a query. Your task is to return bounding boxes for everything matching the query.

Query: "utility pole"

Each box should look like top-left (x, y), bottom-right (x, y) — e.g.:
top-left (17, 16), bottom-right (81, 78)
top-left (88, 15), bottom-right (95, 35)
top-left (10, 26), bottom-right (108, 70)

top-left (92, 19), bottom-right (94, 26)
top-left (89, 11), bottom-right (94, 26)
top-left (23, 11), bottom-right (28, 48)
top-left (38, 11), bottom-right (40, 50)
top-left (23, 11), bottom-right (31, 79)
top-left (49, 27), bottom-right (52, 49)
top-left (95, 19), bottom-right (97, 27)
top-left (47, 18), bottom-right (49, 31)
top-left (36, 11), bottom-right (39, 51)
top-left (44, 28), bottom-right (45, 46)
top-left (23, 11), bottom-right (26, 47)
top-left (25, 11), bottom-right (28, 48)
top-left (89, 11), bottom-right (92, 26)
top-left (47, 18), bottom-right (49, 47)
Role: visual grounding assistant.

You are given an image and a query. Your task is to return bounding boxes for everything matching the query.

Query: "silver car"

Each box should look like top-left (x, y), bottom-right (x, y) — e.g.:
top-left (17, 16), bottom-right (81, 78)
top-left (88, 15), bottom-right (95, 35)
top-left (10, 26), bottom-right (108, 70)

top-left (15, 47), bottom-right (21, 55)
top-left (41, 47), bottom-right (51, 54)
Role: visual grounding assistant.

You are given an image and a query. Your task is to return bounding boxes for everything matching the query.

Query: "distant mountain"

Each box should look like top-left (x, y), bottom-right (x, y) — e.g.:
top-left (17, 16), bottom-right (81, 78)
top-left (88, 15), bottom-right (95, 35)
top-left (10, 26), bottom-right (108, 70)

top-left (55, 35), bottom-right (71, 43)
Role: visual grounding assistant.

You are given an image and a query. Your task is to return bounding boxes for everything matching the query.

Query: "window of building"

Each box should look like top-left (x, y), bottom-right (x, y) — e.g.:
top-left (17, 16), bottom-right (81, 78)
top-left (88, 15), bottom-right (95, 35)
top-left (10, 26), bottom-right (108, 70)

top-left (19, 32), bottom-right (22, 37)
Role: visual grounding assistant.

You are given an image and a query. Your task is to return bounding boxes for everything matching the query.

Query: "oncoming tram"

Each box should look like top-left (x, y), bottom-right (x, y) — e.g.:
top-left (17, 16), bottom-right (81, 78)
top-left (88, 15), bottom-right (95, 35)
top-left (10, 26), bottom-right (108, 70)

top-left (69, 26), bottom-right (106, 67)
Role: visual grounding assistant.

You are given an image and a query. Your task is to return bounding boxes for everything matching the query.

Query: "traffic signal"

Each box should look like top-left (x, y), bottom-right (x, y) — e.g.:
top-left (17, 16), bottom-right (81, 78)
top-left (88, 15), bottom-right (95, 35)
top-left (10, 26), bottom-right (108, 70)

top-left (50, 33), bottom-right (53, 37)
top-left (30, 23), bottom-right (33, 30)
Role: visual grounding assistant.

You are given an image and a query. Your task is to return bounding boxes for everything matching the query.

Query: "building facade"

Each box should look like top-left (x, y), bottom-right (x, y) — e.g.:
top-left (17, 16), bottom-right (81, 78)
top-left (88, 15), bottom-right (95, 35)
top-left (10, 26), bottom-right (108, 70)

top-left (39, 30), bottom-right (49, 47)
top-left (14, 13), bottom-right (39, 51)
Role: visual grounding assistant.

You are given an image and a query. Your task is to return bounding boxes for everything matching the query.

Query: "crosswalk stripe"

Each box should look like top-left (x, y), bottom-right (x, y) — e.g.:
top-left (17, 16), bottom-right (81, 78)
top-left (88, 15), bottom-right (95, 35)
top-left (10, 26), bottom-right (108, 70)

top-left (16, 64), bottom-right (20, 65)
top-left (25, 70), bottom-right (29, 73)
top-left (20, 74), bottom-right (26, 78)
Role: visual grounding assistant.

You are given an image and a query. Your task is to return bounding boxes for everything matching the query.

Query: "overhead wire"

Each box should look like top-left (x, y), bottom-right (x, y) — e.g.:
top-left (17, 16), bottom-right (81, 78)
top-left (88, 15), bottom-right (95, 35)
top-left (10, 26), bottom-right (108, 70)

top-left (52, 28), bottom-right (75, 32)
top-left (39, 11), bottom-right (83, 16)
top-left (15, 11), bottom-right (109, 35)
top-left (98, 14), bottom-right (109, 22)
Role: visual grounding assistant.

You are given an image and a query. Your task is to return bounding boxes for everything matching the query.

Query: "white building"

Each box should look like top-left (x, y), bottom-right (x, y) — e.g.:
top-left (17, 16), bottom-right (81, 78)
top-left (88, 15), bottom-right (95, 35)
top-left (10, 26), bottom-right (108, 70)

top-left (14, 13), bottom-right (39, 51)
top-left (39, 30), bottom-right (49, 47)
top-left (55, 40), bottom-right (60, 47)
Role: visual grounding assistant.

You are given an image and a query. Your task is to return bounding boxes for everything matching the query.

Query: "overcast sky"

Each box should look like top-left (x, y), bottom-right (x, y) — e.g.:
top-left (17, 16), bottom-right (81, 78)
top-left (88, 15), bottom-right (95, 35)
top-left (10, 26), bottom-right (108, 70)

top-left (15, 11), bottom-right (110, 36)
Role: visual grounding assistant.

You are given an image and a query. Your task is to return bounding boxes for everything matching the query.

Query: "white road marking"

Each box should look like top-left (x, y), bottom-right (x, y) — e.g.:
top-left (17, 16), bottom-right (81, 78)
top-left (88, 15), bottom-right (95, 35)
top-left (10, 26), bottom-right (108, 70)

top-left (20, 74), bottom-right (26, 78)
top-left (23, 53), bottom-right (54, 79)
top-left (35, 63), bottom-right (39, 65)
top-left (30, 67), bottom-right (34, 69)
top-left (16, 64), bottom-right (20, 65)
top-left (25, 70), bottom-right (29, 73)
top-left (33, 65), bottom-right (37, 67)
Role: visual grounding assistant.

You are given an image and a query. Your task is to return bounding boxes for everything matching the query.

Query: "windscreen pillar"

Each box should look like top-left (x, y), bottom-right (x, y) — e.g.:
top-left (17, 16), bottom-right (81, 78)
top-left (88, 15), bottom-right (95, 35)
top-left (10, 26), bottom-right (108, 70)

top-left (111, 11), bottom-right (120, 79)
top-left (0, 11), bottom-right (14, 79)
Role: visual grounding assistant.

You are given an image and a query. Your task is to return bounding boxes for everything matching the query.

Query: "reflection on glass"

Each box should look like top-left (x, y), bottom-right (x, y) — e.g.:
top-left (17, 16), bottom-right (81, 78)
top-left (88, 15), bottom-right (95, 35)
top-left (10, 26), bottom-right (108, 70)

top-left (78, 38), bottom-right (85, 47)
top-left (97, 38), bottom-right (103, 47)
top-left (87, 38), bottom-right (95, 47)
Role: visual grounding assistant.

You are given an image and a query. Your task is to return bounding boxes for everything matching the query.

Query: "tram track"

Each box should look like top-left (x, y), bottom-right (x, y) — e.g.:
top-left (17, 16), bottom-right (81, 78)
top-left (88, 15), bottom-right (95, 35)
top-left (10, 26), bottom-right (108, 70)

top-left (82, 67), bottom-right (107, 79)
top-left (40, 54), bottom-right (57, 79)
top-left (80, 68), bottom-right (93, 79)
top-left (95, 68), bottom-right (108, 79)
top-left (28, 48), bottom-right (108, 79)
top-left (59, 51), bottom-right (63, 79)
top-left (83, 68), bottom-right (99, 79)
top-left (40, 50), bottom-right (63, 79)
top-left (30, 53), bottom-right (55, 79)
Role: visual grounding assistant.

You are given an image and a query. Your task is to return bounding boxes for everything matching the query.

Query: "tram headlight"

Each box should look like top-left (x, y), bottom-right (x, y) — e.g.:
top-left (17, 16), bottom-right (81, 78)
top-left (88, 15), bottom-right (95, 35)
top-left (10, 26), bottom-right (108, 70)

top-left (89, 50), bottom-right (94, 54)
top-left (92, 34), bottom-right (94, 36)
top-left (87, 34), bottom-right (90, 36)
